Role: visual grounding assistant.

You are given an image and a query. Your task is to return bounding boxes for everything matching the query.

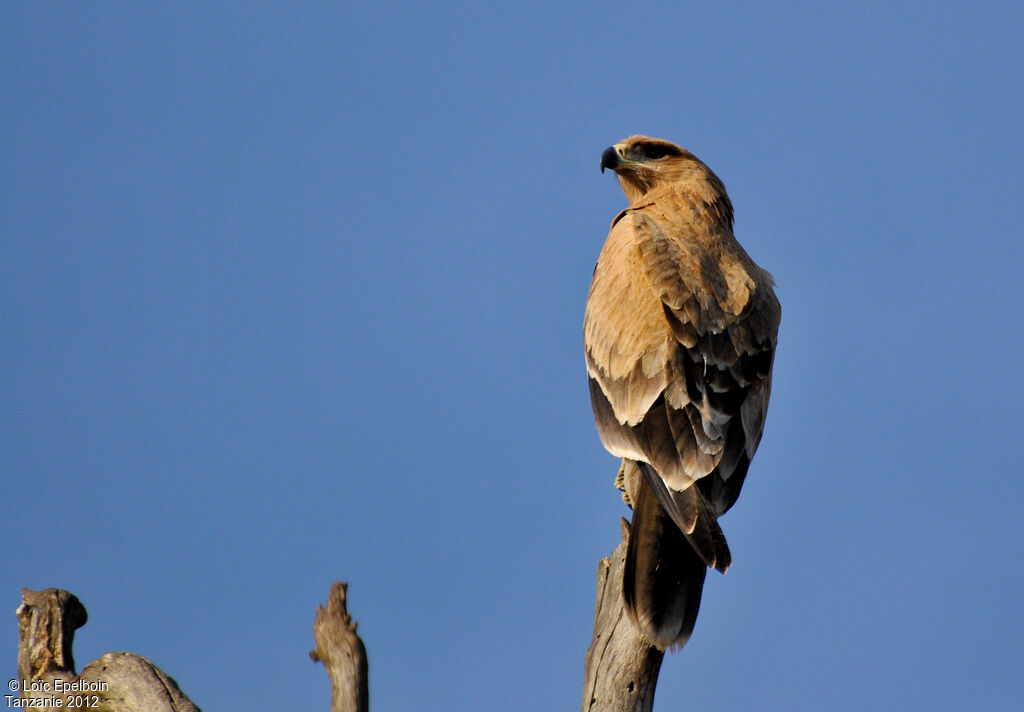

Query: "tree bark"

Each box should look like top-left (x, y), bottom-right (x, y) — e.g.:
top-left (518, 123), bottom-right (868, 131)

top-left (19, 559), bottom-right (639, 712)
top-left (310, 582), bottom-right (369, 712)
top-left (15, 588), bottom-right (200, 711)
top-left (15, 584), bottom-right (369, 712)
top-left (581, 520), bottom-right (664, 712)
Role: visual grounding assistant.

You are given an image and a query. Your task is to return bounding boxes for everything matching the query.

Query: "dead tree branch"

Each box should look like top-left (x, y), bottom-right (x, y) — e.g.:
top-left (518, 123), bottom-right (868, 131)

top-left (16, 583), bottom-right (369, 712)
top-left (581, 521), bottom-right (664, 712)
top-left (310, 582), bottom-right (369, 712)
top-left (15, 588), bottom-right (200, 711)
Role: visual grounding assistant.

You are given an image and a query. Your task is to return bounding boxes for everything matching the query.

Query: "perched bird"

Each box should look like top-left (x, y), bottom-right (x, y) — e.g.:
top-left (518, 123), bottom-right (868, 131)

top-left (584, 135), bottom-right (780, 650)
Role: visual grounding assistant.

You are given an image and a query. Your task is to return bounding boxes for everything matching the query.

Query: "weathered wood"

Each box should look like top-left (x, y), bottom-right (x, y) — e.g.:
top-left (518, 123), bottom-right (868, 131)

top-left (582, 521), bottom-right (664, 712)
top-left (15, 588), bottom-right (200, 712)
top-left (310, 582), bottom-right (368, 712)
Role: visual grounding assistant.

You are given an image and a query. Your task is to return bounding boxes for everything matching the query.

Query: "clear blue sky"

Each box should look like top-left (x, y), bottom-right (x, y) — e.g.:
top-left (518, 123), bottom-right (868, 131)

top-left (4, 2), bottom-right (1023, 710)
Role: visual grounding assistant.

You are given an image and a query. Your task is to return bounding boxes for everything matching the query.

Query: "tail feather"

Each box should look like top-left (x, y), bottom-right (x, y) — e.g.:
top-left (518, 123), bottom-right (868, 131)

top-left (624, 471), bottom-right (709, 651)
top-left (636, 461), bottom-right (731, 573)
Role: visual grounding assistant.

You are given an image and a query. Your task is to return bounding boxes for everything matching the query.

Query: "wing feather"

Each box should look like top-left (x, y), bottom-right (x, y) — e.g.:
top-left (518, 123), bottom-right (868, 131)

top-left (585, 202), bottom-right (779, 507)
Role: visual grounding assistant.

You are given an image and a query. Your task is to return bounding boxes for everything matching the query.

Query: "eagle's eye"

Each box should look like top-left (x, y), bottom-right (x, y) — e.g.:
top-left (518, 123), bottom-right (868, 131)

top-left (640, 144), bottom-right (670, 160)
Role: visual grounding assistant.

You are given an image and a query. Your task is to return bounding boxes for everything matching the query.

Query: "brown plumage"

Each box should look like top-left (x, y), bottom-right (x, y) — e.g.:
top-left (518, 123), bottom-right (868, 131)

top-left (585, 136), bottom-right (780, 650)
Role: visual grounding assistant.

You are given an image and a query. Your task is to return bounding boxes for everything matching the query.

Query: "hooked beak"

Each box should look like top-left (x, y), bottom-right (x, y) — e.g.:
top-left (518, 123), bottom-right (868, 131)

top-left (600, 146), bottom-right (620, 173)
top-left (600, 143), bottom-right (632, 173)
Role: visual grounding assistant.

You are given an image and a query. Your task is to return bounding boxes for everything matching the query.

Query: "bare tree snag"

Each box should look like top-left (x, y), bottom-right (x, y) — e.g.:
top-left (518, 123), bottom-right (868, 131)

top-left (15, 588), bottom-right (200, 711)
top-left (582, 521), bottom-right (664, 712)
top-left (310, 582), bottom-right (368, 712)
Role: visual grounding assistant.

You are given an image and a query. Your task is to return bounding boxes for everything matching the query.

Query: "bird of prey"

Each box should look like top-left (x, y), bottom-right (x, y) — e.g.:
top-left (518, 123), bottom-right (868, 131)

top-left (584, 135), bottom-right (780, 650)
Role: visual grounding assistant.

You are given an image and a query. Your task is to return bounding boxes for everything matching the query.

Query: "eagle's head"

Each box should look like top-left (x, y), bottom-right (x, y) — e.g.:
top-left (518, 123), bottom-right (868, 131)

top-left (600, 135), bottom-right (733, 225)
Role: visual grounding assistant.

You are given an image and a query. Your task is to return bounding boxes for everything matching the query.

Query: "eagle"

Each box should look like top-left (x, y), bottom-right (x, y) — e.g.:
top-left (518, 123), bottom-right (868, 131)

top-left (584, 135), bottom-right (780, 650)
